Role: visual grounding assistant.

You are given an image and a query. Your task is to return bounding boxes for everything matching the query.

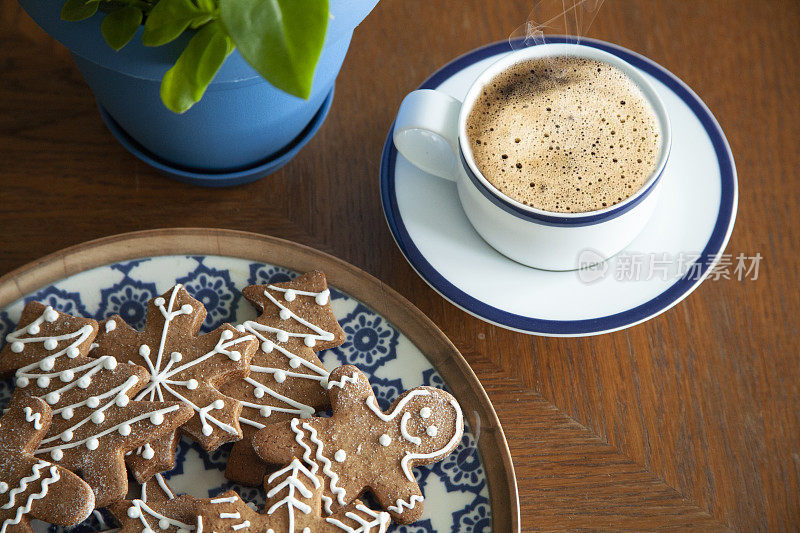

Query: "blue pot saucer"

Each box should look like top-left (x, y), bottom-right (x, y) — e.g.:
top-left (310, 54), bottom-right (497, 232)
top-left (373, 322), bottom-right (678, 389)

top-left (97, 87), bottom-right (334, 187)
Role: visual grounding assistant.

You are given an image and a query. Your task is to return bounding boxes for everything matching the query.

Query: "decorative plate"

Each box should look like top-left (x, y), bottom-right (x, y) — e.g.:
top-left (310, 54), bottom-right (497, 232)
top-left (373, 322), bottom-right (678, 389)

top-left (0, 229), bottom-right (518, 533)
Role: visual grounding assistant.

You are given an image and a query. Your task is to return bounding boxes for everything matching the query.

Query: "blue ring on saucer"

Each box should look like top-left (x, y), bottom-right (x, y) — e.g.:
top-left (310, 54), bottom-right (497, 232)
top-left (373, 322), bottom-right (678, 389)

top-left (380, 36), bottom-right (737, 336)
top-left (98, 87), bottom-right (335, 188)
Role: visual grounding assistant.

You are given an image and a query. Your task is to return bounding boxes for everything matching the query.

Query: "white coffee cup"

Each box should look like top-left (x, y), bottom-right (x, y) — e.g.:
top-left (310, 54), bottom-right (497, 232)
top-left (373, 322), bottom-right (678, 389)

top-left (393, 42), bottom-right (672, 271)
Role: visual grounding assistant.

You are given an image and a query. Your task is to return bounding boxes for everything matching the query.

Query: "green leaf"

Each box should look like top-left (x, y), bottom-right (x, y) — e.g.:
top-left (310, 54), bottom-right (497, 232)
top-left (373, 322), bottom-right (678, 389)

top-left (101, 6), bottom-right (143, 50)
top-left (61, 0), bottom-right (99, 21)
top-left (160, 21), bottom-right (234, 113)
top-left (219, 0), bottom-right (328, 99)
top-left (143, 0), bottom-right (211, 47)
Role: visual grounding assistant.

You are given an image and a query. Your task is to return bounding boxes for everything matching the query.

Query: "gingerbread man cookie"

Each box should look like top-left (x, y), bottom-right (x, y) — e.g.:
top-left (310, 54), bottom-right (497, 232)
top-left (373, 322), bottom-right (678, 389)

top-left (0, 302), bottom-right (193, 506)
top-left (92, 284), bottom-right (258, 481)
top-left (200, 458), bottom-right (390, 533)
top-left (221, 271), bottom-right (345, 486)
top-left (110, 474), bottom-right (202, 533)
top-left (252, 365), bottom-right (464, 524)
top-left (0, 393), bottom-right (95, 533)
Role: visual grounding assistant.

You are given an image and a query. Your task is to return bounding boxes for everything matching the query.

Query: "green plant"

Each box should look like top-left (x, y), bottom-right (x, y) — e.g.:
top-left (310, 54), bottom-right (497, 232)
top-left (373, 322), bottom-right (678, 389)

top-left (62, 0), bottom-right (329, 113)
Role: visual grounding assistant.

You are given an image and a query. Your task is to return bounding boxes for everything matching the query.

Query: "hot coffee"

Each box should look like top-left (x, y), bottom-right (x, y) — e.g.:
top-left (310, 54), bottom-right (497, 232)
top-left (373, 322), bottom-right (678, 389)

top-left (466, 56), bottom-right (662, 213)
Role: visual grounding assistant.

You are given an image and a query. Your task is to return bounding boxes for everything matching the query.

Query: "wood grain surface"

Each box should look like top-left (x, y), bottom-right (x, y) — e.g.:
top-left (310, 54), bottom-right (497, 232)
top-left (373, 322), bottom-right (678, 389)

top-left (1, 0), bottom-right (798, 530)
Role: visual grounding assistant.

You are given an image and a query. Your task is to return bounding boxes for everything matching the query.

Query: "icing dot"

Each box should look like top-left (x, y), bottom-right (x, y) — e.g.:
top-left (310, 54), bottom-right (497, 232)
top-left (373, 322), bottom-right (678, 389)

top-left (60, 370), bottom-right (74, 382)
top-left (103, 357), bottom-right (117, 370)
top-left (279, 309), bottom-right (291, 320)
top-left (105, 320), bottom-right (117, 333)
top-left (181, 304), bottom-right (193, 314)
top-left (87, 397), bottom-right (100, 409)
top-left (304, 336), bottom-right (316, 347)
top-left (78, 376), bottom-right (92, 388)
top-left (37, 376), bottom-right (50, 388)
top-left (27, 323), bottom-right (40, 335)
top-left (419, 407), bottom-right (432, 419)
top-left (212, 399), bottom-right (225, 409)
top-left (276, 331), bottom-right (289, 343)
top-left (261, 340), bottom-right (274, 353)
top-left (45, 392), bottom-right (60, 405)
top-left (186, 379), bottom-right (199, 390)
top-left (10, 342), bottom-right (23, 353)
top-left (154, 297), bottom-right (165, 307)
top-left (43, 339), bottom-right (58, 351)
top-left (427, 425), bottom-right (438, 437)
top-left (92, 411), bottom-right (105, 424)
top-left (315, 290), bottom-right (330, 305)
top-left (118, 424), bottom-right (131, 436)
top-left (274, 370), bottom-right (286, 383)
top-left (284, 289), bottom-right (296, 302)
top-left (142, 446), bottom-right (155, 460)
top-left (116, 395), bottom-right (130, 407)
top-left (289, 357), bottom-right (302, 369)
top-left (379, 434), bottom-right (392, 447)
top-left (86, 438), bottom-right (100, 450)
top-left (139, 345), bottom-right (151, 357)
top-left (39, 357), bottom-right (55, 371)
top-left (44, 309), bottom-right (59, 322)
top-left (67, 347), bottom-right (80, 358)
top-left (62, 408), bottom-right (74, 420)
top-left (228, 350), bottom-right (241, 362)
top-left (254, 387), bottom-right (265, 399)
top-left (50, 449), bottom-right (63, 461)
top-left (260, 407), bottom-right (272, 417)
top-left (150, 412), bottom-right (164, 425)
top-left (202, 425), bottom-right (213, 436)
top-left (127, 506), bottom-right (141, 519)
top-left (334, 449), bottom-right (346, 463)
top-left (61, 430), bottom-right (73, 442)
top-left (170, 352), bottom-right (182, 362)
top-left (16, 377), bottom-right (29, 388)
top-left (0, 482), bottom-right (8, 494)
top-left (221, 330), bottom-right (234, 341)
top-left (159, 519), bottom-right (170, 530)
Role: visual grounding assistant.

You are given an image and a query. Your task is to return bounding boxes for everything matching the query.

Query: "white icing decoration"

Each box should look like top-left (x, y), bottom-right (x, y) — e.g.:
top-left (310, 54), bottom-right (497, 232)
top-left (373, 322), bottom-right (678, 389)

top-left (105, 320), bottom-right (116, 333)
top-left (10, 342), bottom-right (23, 353)
top-left (400, 412), bottom-right (421, 445)
top-left (399, 399), bottom-right (463, 483)
top-left (129, 285), bottom-right (255, 440)
top-left (23, 407), bottom-right (43, 430)
top-left (326, 372), bottom-right (359, 390)
top-left (386, 495), bottom-right (424, 515)
top-left (289, 419), bottom-right (336, 514)
top-left (379, 434), bottom-right (392, 447)
top-left (419, 407), bottom-right (431, 419)
top-left (141, 444), bottom-right (155, 460)
top-left (334, 449), bottom-right (346, 463)
top-left (0, 461), bottom-right (64, 533)
top-left (325, 503), bottom-right (391, 532)
top-left (125, 473), bottom-right (196, 533)
top-left (0, 483), bottom-right (7, 494)
top-left (264, 458), bottom-right (319, 532)
top-left (426, 425), bottom-right (438, 437)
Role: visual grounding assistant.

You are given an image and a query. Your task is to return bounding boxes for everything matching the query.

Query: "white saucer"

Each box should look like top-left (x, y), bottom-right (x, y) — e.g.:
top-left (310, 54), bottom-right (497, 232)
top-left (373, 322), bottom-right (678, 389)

top-left (380, 37), bottom-right (738, 337)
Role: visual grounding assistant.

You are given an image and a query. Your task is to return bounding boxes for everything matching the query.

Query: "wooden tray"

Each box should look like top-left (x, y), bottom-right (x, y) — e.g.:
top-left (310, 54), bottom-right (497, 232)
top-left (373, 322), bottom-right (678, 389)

top-left (0, 228), bottom-right (520, 532)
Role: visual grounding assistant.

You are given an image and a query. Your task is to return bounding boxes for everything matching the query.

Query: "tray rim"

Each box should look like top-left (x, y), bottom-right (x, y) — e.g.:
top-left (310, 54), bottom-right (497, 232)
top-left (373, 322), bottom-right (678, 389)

top-left (0, 227), bottom-right (520, 532)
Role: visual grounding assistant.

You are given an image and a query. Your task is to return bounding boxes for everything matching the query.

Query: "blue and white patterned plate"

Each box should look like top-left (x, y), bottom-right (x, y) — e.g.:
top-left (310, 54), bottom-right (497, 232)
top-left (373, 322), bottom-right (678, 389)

top-left (0, 255), bottom-right (492, 533)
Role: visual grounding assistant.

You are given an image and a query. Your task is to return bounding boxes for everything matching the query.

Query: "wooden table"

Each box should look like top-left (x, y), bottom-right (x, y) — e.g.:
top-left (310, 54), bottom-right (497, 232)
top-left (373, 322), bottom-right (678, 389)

top-left (1, 0), bottom-right (798, 530)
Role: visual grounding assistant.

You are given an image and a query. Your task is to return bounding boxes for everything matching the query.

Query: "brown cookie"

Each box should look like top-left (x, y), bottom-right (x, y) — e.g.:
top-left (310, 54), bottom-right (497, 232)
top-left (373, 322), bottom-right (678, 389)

top-left (252, 365), bottom-right (464, 524)
top-left (92, 284), bottom-right (258, 482)
top-left (0, 302), bottom-right (193, 506)
top-left (199, 458), bottom-right (390, 532)
top-left (109, 474), bottom-right (201, 533)
top-left (220, 271), bottom-right (345, 486)
top-left (0, 393), bottom-right (95, 533)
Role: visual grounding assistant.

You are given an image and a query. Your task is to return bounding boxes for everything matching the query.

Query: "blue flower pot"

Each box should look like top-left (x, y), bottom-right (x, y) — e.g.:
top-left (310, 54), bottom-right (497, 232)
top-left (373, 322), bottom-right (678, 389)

top-left (18, 0), bottom-right (379, 184)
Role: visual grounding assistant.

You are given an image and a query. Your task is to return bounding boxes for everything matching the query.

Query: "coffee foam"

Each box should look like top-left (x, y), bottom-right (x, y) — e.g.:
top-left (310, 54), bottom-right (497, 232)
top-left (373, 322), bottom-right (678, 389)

top-left (466, 56), bottom-right (661, 213)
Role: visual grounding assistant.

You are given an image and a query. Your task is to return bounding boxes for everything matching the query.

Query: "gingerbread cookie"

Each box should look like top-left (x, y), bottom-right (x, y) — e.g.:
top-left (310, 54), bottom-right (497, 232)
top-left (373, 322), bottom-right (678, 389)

top-left (0, 302), bottom-right (193, 506)
top-left (252, 365), bottom-right (464, 523)
top-left (200, 458), bottom-right (390, 532)
top-left (220, 271), bottom-right (345, 486)
top-left (92, 284), bottom-right (258, 481)
top-left (110, 474), bottom-right (201, 533)
top-left (0, 393), bottom-right (95, 533)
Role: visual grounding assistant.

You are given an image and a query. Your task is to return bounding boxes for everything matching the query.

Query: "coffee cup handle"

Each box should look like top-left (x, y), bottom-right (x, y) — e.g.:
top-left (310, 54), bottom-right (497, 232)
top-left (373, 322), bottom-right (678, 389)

top-left (393, 89), bottom-right (462, 182)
